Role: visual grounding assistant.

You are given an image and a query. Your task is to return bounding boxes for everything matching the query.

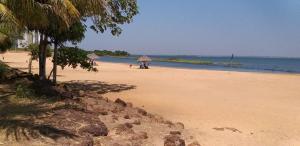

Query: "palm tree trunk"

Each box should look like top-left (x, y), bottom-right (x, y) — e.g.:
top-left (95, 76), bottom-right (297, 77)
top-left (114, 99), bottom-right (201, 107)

top-left (38, 33), bottom-right (47, 80)
top-left (28, 56), bottom-right (32, 73)
top-left (52, 42), bottom-right (58, 84)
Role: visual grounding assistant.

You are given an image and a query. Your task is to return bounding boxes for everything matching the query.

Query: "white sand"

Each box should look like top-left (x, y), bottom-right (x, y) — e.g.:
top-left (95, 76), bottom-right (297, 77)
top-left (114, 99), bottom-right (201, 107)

top-left (3, 52), bottom-right (300, 146)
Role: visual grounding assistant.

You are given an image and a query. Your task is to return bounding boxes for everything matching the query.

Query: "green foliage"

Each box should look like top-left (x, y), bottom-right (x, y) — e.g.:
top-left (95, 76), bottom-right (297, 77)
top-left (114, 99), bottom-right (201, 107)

top-left (0, 16), bottom-right (21, 53)
top-left (114, 50), bottom-right (130, 56)
top-left (0, 35), bottom-right (12, 53)
top-left (1, 0), bottom-right (138, 79)
top-left (16, 84), bottom-right (34, 98)
top-left (0, 63), bottom-right (7, 79)
top-left (1, 0), bottom-right (138, 39)
top-left (49, 21), bottom-right (86, 45)
top-left (94, 50), bottom-right (130, 56)
top-left (27, 43), bottom-right (52, 60)
top-left (74, 0), bottom-right (139, 36)
top-left (57, 47), bottom-right (97, 71)
top-left (27, 43), bottom-right (39, 60)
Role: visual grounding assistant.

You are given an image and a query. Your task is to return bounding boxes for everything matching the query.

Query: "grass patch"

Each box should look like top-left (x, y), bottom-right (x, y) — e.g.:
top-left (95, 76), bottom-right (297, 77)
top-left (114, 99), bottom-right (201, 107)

top-left (16, 84), bottom-right (34, 99)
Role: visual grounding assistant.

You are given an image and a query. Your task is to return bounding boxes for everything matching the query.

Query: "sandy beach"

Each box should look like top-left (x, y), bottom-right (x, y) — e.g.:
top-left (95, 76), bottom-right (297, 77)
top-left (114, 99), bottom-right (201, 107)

top-left (2, 52), bottom-right (300, 146)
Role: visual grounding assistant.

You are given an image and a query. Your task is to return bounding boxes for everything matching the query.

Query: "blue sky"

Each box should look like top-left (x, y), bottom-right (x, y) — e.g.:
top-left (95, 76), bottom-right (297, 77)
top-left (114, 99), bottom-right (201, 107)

top-left (79, 0), bottom-right (300, 57)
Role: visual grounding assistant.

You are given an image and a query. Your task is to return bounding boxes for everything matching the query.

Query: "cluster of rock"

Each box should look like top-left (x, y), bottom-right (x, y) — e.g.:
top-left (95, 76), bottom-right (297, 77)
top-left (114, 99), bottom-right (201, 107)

top-left (0, 66), bottom-right (200, 146)
top-left (40, 82), bottom-right (200, 145)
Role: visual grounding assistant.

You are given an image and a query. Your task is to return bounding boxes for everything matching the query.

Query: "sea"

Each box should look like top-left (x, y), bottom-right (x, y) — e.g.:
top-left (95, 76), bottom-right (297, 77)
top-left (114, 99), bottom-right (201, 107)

top-left (97, 55), bottom-right (300, 74)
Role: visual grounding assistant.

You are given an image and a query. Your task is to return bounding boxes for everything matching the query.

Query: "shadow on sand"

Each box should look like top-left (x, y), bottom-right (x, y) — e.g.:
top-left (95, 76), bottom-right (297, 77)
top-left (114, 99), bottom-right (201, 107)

top-left (62, 80), bottom-right (136, 95)
top-left (0, 79), bottom-right (136, 142)
top-left (0, 99), bottom-right (78, 141)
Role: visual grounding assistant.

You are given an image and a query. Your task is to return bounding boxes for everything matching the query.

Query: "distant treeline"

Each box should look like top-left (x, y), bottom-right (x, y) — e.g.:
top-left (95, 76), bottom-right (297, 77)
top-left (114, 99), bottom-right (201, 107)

top-left (93, 50), bottom-right (130, 56)
top-left (6, 47), bottom-right (130, 57)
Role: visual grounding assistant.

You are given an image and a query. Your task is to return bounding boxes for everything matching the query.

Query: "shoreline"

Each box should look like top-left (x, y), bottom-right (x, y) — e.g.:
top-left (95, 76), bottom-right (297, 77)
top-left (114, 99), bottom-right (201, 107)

top-left (2, 52), bottom-right (300, 146)
top-left (98, 56), bottom-right (300, 74)
top-left (97, 60), bottom-right (300, 76)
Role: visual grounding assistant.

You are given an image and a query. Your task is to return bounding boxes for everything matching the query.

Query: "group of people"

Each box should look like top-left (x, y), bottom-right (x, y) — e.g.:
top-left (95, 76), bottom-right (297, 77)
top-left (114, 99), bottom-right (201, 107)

top-left (129, 62), bottom-right (150, 69)
top-left (139, 61), bottom-right (149, 69)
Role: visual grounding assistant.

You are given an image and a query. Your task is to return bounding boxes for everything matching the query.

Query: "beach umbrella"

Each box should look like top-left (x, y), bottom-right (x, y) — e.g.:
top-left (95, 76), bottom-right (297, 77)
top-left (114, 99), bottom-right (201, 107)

top-left (87, 53), bottom-right (99, 60)
top-left (137, 55), bottom-right (152, 62)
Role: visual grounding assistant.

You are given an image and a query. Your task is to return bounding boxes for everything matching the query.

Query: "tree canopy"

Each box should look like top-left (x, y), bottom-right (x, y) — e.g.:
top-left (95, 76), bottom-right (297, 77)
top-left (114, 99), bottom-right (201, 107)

top-left (0, 0), bottom-right (138, 80)
top-left (57, 46), bottom-right (97, 72)
top-left (0, 33), bottom-right (11, 53)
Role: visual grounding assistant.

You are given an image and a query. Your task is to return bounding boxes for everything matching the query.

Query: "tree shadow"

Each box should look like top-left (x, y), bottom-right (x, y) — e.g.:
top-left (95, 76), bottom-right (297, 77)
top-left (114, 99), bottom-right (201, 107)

top-left (0, 99), bottom-right (78, 142)
top-left (0, 119), bottom-right (76, 141)
top-left (14, 67), bottom-right (38, 70)
top-left (0, 76), bottom-right (136, 142)
top-left (62, 80), bottom-right (136, 95)
top-left (0, 102), bottom-right (47, 118)
top-left (0, 85), bottom-right (15, 104)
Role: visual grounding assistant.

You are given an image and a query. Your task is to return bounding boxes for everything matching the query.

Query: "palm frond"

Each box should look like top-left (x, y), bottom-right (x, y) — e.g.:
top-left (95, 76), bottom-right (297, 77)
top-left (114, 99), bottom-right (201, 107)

top-left (0, 3), bottom-right (21, 37)
top-left (0, 3), bottom-right (19, 25)
top-left (47, 0), bottom-right (80, 27)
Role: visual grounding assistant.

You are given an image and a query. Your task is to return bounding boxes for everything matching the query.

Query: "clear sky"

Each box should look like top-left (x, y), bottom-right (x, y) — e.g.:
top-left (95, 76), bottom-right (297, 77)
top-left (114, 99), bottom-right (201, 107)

top-left (78, 0), bottom-right (300, 57)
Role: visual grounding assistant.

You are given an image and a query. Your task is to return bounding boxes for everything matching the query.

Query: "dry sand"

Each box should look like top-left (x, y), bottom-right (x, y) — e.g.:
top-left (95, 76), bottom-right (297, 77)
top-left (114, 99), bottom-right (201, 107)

top-left (2, 52), bottom-right (300, 146)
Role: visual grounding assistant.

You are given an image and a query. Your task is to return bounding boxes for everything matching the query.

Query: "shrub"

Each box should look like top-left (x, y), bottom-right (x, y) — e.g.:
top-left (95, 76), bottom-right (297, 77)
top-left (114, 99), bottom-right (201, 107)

top-left (27, 43), bottom-right (52, 59)
top-left (57, 47), bottom-right (97, 71)
top-left (0, 35), bottom-right (12, 53)
top-left (0, 63), bottom-right (7, 79)
top-left (16, 84), bottom-right (34, 98)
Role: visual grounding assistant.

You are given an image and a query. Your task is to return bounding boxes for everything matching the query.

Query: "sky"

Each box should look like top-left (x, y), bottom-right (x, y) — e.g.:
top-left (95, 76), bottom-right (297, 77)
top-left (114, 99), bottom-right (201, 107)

top-left (78, 0), bottom-right (300, 57)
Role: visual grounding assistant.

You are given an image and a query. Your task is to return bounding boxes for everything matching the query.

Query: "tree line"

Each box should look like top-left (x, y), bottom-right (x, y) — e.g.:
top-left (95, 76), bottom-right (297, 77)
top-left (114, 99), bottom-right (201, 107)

top-left (93, 50), bottom-right (130, 56)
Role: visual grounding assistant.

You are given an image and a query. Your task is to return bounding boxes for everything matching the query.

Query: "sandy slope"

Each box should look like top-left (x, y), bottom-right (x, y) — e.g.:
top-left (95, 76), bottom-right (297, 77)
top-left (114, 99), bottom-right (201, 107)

top-left (2, 52), bottom-right (300, 146)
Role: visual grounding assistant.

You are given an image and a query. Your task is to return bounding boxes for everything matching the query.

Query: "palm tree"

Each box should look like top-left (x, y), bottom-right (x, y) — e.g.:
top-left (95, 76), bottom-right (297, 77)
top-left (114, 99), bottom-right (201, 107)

top-left (0, 0), bottom-right (80, 79)
top-left (0, 0), bottom-right (138, 80)
top-left (0, 2), bottom-right (20, 51)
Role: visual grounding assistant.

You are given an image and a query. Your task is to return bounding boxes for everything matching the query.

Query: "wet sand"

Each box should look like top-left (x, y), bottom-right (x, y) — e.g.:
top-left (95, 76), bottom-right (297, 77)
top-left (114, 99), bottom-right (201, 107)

top-left (2, 52), bottom-right (300, 146)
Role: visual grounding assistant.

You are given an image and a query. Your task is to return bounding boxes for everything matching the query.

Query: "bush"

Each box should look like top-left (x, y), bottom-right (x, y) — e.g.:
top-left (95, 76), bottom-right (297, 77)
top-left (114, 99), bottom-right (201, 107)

top-left (0, 63), bottom-right (7, 79)
top-left (16, 84), bottom-right (34, 98)
top-left (27, 43), bottom-right (52, 60)
top-left (57, 47), bottom-right (97, 71)
top-left (0, 36), bottom-right (12, 53)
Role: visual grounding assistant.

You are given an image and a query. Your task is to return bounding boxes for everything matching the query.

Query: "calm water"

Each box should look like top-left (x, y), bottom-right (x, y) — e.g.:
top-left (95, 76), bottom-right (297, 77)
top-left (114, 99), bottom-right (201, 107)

top-left (97, 55), bottom-right (300, 74)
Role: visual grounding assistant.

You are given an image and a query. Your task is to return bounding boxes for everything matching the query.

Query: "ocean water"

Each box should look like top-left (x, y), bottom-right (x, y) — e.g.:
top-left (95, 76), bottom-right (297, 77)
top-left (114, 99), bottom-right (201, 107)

top-left (97, 55), bottom-right (300, 74)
